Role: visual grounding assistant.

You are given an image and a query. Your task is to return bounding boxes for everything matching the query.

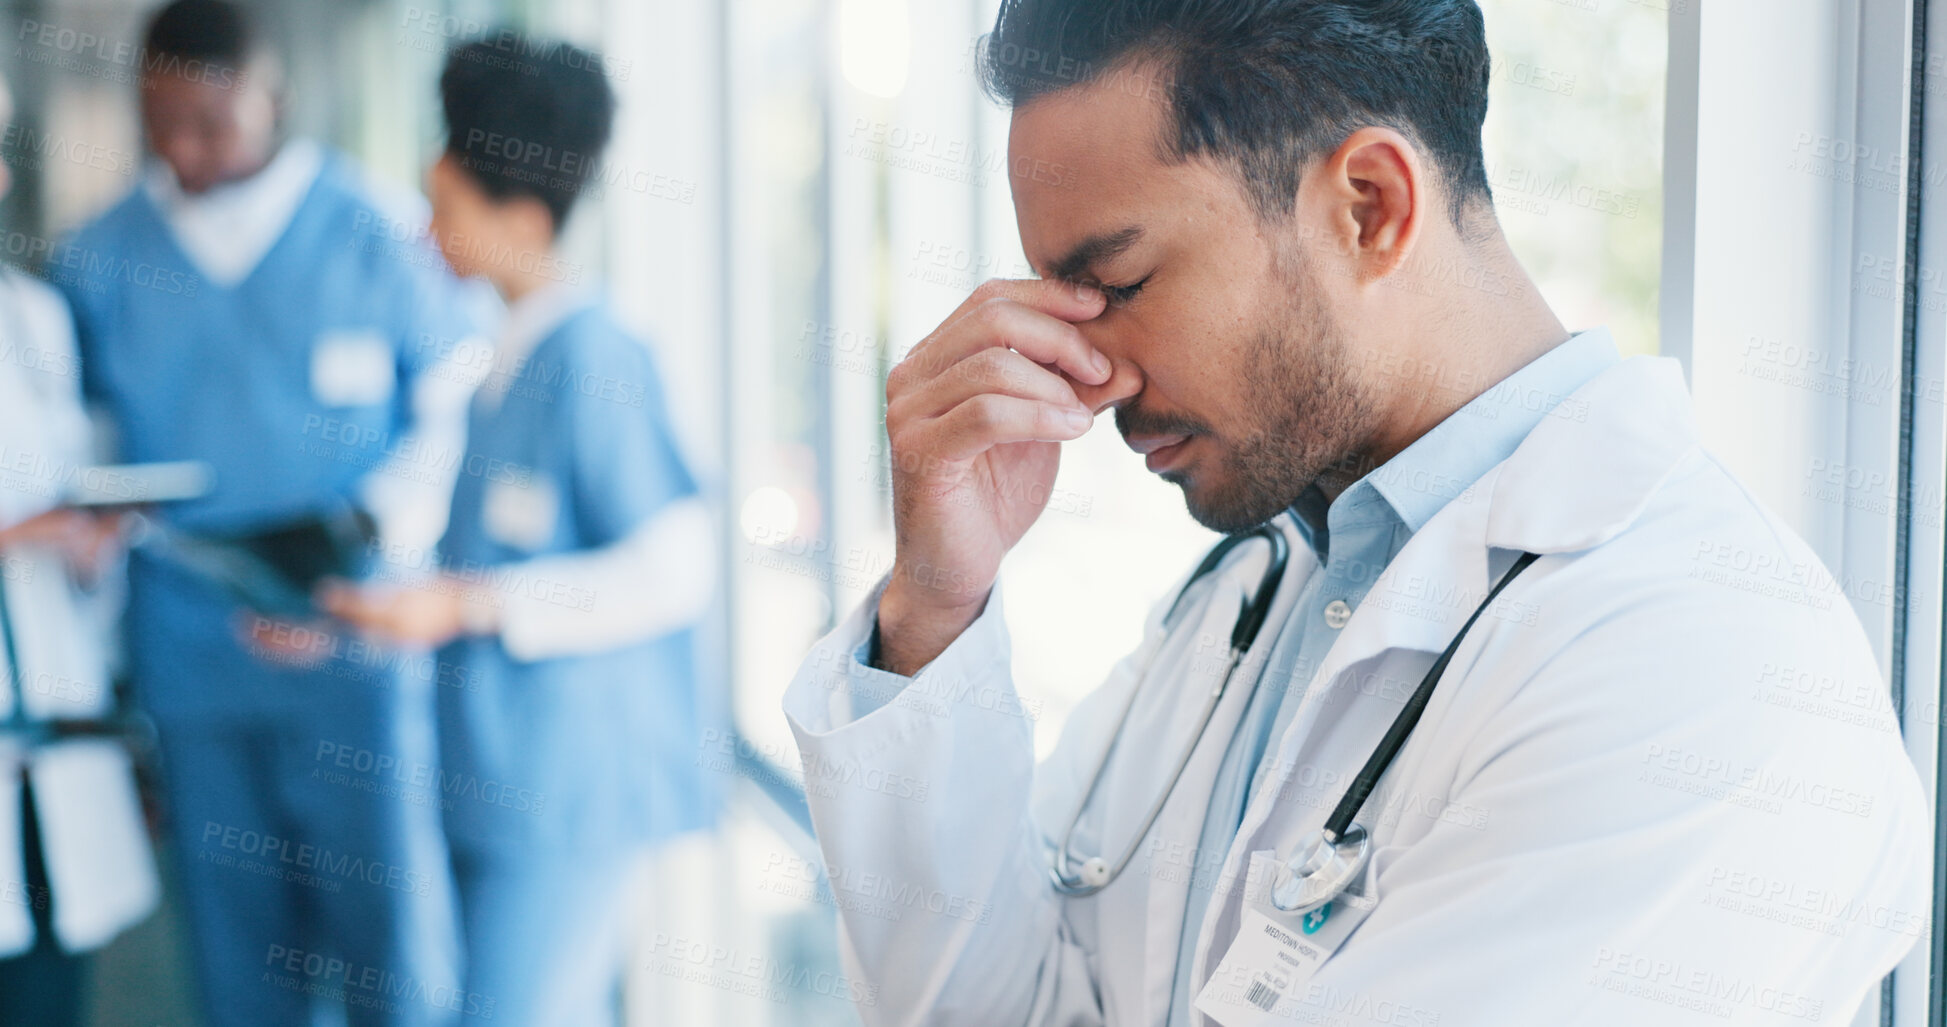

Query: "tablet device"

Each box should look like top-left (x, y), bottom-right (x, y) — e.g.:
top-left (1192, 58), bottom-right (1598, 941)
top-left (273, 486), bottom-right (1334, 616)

top-left (134, 504), bottom-right (379, 620)
top-left (62, 461), bottom-right (215, 507)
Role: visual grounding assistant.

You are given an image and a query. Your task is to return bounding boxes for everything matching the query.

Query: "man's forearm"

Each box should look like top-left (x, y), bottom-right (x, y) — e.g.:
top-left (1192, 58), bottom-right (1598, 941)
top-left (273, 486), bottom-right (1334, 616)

top-left (872, 570), bottom-right (991, 677)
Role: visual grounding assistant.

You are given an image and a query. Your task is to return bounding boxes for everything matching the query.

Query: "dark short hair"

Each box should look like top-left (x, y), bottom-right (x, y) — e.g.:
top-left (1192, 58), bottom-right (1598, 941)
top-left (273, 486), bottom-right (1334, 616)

top-left (978, 0), bottom-right (1494, 228)
top-left (439, 34), bottom-right (617, 231)
top-left (142, 0), bottom-right (256, 68)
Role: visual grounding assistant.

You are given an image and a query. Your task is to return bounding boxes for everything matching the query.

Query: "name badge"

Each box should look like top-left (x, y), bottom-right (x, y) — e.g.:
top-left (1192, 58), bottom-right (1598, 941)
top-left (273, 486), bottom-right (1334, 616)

top-left (311, 330), bottom-right (396, 407)
top-left (1194, 849), bottom-right (1378, 1027)
top-left (482, 472), bottom-right (558, 551)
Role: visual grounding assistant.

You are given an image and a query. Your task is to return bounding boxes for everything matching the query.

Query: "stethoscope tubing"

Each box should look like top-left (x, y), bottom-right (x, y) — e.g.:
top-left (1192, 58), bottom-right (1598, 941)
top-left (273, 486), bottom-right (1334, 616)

top-left (1049, 524), bottom-right (1290, 897)
top-left (1050, 517), bottom-right (1543, 903)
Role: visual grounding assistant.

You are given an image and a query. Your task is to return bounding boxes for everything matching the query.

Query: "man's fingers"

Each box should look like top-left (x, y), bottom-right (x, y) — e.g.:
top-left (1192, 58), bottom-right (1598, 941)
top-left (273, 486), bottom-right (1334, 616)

top-left (898, 279), bottom-right (1110, 391)
top-left (908, 393), bottom-right (1094, 463)
top-left (947, 276), bottom-right (1108, 325)
top-left (891, 346), bottom-right (1085, 424)
top-left (902, 297), bottom-right (1107, 394)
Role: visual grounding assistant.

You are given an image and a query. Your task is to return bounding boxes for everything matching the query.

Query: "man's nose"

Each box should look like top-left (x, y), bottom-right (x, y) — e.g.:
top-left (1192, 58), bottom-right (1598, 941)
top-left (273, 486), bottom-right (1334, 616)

top-left (1072, 354), bottom-right (1143, 415)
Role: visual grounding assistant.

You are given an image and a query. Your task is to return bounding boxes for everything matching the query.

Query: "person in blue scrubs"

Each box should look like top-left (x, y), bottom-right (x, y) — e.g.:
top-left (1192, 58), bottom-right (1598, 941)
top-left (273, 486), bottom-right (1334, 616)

top-left (325, 34), bottom-right (719, 1026)
top-left (51, 2), bottom-right (488, 1024)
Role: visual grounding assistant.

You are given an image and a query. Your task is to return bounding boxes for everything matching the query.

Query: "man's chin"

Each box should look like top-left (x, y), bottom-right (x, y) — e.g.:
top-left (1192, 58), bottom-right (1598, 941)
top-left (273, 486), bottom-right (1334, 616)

top-left (1173, 474), bottom-right (1289, 535)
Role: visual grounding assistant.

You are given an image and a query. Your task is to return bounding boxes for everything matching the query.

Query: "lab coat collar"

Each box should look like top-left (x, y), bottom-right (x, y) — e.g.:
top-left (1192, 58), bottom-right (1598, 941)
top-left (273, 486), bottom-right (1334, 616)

top-left (1369, 327), bottom-right (1624, 538)
top-left (1321, 348), bottom-right (1697, 665)
top-left (1287, 327), bottom-right (1622, 565)
top-left (1482, 351), bottom-right (1696, 554)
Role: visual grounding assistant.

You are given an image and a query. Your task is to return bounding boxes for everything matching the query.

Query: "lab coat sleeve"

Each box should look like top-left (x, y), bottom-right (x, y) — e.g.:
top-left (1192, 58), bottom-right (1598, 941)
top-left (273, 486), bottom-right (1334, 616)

top-left (784, 569), bottom-right (1187, 1027)
top-left (43, 237), bottom-right (108, 405)
top-left (0, 274), bottom-right (89, 527)
top-left (783, 578), bottom-right (1090, 1027)
top-left (1283, 581), bottom-right (1932, 1027)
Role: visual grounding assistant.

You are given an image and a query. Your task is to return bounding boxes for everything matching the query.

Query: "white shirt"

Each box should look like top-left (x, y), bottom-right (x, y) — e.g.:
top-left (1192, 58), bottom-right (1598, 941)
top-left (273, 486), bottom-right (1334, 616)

top-left (142, 137), bottom-right (324, 288)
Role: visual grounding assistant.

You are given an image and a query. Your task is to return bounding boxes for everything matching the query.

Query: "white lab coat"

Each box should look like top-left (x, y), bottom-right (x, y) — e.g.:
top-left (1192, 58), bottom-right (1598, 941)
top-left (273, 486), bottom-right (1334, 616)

top-left (783, 353), bottom-right (1932, 1027)
top-left (0, 270), bottom-right (159, 958)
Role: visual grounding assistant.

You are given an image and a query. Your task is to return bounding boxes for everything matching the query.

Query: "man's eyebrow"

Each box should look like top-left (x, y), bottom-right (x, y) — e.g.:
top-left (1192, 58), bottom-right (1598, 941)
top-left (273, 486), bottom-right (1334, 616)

top-left (1045, 226), bottom-right (1145, 282)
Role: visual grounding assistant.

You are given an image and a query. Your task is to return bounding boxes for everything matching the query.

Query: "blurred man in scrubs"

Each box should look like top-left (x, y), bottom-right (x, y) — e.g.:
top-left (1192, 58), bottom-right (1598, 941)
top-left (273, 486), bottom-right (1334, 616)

top-left (326, 35), bottom-right (717, 1025)
top-left (0, 73), bottom-right (158, 1027)
top-left (51, 2), bottom-right (489, 1023)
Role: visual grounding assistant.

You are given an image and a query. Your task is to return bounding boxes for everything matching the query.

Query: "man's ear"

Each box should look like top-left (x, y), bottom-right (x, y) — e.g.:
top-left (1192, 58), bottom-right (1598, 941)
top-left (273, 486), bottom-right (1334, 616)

top-left (1316, 126), bottom-right (1425, 283)
top-left (244, 49), bottom-right (288, 119)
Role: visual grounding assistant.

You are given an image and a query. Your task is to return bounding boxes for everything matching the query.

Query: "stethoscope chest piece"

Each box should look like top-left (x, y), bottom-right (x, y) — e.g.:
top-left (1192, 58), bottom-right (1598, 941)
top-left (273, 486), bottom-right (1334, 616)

top-left (1271, 824), bottom-right (1370, 914)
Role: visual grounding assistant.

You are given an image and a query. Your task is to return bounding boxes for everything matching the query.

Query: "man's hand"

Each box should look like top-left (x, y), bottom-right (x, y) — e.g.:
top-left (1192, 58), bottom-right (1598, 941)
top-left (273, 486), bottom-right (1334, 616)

top-left (318, 578), bottom-right (473, 649)
top-left (0, 508), bottom-right (127, 583)
top-left (877, 278), bottom-right (1112, 676)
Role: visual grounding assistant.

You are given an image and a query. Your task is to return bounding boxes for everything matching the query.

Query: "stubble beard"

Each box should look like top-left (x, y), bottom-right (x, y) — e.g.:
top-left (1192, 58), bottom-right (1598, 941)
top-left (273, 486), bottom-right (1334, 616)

top-left (1174, 260), bottom-right (1377, 534)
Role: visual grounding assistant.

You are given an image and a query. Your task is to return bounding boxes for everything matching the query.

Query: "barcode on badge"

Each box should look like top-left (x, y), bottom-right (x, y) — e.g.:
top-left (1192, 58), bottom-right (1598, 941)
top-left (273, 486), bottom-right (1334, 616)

top-left (1245, 978), bottom-right (1281, 1012)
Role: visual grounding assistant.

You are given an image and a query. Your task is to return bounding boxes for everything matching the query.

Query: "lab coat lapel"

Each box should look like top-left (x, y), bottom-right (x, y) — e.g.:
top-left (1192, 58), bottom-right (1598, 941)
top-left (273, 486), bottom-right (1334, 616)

top-left (1256, 356), bottom-right (1700, 798)
top-left (1182, 468), bottom-right (1496, 1020)
top-left (1183, 355), bottom-right (1701, 1015)
top-left (1481, 357), bottom-right (1698, 554)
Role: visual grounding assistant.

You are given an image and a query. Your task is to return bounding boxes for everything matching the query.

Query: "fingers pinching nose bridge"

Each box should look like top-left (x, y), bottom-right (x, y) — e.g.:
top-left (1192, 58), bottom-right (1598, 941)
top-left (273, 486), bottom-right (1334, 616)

top-left (1072, 355), bottom-right (1142, 415)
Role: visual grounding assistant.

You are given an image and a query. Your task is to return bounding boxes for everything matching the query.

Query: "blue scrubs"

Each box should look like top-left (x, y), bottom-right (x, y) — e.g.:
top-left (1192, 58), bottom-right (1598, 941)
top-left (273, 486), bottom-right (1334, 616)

top-left (436, 299), bottom-right (718, 1024)
top-left (54, 152), bottom-right (482, 1027)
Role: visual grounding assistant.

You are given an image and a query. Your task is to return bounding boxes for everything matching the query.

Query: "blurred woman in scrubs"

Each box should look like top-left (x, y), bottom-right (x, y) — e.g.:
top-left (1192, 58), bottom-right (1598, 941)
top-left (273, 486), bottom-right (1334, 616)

top-left (326, 34), bottom-right (718, 1026)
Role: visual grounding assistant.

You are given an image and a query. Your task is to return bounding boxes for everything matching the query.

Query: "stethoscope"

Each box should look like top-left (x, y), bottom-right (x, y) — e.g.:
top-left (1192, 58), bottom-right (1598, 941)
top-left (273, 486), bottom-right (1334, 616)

top-left (1048, 518), bottom-right (1540, 916)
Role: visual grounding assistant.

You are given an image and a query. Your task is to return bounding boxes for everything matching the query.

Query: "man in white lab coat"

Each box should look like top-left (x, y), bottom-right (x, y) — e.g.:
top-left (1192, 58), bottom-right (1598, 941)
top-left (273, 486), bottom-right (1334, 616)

top-left (782, 2), bottom-right (1933, 1025)
top-left (0, 71), bottom-right (159, 1024)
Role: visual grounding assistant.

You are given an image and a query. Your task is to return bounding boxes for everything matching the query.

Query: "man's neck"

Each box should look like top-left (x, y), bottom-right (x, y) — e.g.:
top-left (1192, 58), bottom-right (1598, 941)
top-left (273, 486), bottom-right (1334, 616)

top-left (1318, 237), bottom-right (1569, 504)
top-left (495, 259), bottom-right (563, 305)
top-left (182, 138), bottom-right (283, 197)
